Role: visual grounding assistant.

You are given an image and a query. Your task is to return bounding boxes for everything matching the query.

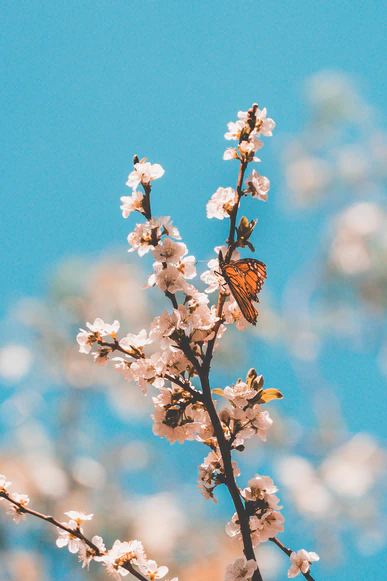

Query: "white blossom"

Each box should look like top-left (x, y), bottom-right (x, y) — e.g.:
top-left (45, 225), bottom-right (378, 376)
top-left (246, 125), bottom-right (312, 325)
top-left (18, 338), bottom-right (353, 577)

top-left (245, 170), bottom-right (270, 202)
top-left (223, 147), bottom-right (239, 160)
top-left (101, 539), bottom-right (147, 579)
top-left (56, 520), bottom-right (83, 553)
top-left (120, 191), bottom-right (145, 217)
top-left (206, 187), bottom-right (237, 220)
top-left (226, 474), bottom-right (284, 547)
top-left (78, 535), bottom-right (106, 569)
top-left (77, 319), bottom-right (119, 354)
top-left (128, 217), bottom-right (180, 256)
top-left (225, 118), bottom-right (246, 141)
top-left (223, 300), bottom-right (249, 331)
top-left (64, 510), bottom-right (93, 524)
top-left (238, 139), bottom-right (262, 162)
top-left (5, 493), bottom-right (29, 524)
top-left (223, 380), bottom-right (257, 407)
top-left (153, 264), bottom-right (184, 294)
top-left (288, 549), bottom-right (320, 578)
top-left (0, 474), bottom-right (11, 495)
top-left (119, 329), bottom-right (151, 352)
top-left (126, 161), bottom-right (165, 189)
top-left (139, 559), bottom-right (169, 580)
top-left (152, 239), bottom-right (188, 264)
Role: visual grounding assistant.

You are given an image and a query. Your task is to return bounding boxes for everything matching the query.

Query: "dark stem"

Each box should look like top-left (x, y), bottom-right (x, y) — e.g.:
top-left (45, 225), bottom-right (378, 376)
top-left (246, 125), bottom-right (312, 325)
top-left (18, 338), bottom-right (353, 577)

top-left (199, 374), bottom-right (263, 581)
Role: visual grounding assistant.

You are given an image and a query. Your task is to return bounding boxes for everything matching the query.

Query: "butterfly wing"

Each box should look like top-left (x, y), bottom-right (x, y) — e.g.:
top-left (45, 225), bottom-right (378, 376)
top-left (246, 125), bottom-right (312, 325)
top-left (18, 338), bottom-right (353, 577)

top-left (231, 259), bottom-right (267, 299)
top-left (221, 258), bottom-right (267, 325)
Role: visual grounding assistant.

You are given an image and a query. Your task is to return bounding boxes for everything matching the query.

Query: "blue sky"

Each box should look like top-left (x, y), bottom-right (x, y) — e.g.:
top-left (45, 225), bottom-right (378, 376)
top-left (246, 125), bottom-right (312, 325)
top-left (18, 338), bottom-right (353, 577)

top-left (2, 0), bottom-right (386, 314)
top-left (1, 1), bottom-right (386, 579)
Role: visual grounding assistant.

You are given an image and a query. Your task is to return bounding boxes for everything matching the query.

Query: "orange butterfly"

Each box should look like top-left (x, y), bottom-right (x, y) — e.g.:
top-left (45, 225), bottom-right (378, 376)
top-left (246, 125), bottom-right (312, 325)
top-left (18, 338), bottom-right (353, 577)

top-left (219, 255), bottom-right (267, 325)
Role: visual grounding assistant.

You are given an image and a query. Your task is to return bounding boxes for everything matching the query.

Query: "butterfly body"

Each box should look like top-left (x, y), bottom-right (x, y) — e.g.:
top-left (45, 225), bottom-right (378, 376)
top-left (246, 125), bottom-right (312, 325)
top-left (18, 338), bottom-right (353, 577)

top-left (219, 257), bottom-right (267, 325)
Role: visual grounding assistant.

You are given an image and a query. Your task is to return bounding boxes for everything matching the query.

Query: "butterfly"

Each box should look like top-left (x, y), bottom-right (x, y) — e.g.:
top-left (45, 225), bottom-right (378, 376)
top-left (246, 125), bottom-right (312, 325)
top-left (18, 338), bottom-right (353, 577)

top-left (219, 254), bottom-right (267, 325)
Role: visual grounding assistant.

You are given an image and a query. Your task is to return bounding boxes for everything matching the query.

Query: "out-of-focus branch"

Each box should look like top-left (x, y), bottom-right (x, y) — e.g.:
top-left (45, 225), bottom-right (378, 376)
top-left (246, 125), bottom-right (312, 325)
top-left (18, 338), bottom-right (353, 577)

top-left (0, 490), bottom-right (149, 581)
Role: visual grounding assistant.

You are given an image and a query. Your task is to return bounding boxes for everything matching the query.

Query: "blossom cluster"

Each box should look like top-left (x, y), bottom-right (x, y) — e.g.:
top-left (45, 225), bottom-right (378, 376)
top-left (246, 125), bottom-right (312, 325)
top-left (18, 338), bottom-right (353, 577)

top-left (68, 103), bottom-right (322, 581)
top-left (206, 106), bottom-right (274, 223)
top-left (226, 474), bottom-right (285, 547)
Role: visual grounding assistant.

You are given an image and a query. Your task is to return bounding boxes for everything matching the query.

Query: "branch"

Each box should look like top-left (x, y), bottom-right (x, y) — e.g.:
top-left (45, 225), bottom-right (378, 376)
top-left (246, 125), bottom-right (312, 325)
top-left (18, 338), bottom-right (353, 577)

top-left (199, 374), bottom-right (264, 581)
top-left (270, 537), bottom-right (317, 581)
top-left (0, 490), bottom-right (149, 581)
top-left (0, 491), bottom-right (102, 554)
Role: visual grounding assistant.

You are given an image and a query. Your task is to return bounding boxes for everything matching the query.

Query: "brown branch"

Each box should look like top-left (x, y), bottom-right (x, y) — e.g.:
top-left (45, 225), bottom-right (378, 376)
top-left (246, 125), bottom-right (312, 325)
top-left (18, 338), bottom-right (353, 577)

top-left (164, 374), bottom-right (203, 402)
top-left (203, 158), bottom-right (249, 373)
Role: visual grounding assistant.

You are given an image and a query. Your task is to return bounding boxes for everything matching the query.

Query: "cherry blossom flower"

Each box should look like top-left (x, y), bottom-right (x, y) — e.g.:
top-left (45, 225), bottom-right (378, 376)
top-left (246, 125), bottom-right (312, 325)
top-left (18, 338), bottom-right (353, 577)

top-left (152, 239), bottom-right (188, 264)
top-left (126, 161), bottom-right (165, 189)
top-left (223, 147), bottom-right (239, 160)
top-left (201, 246), bottom-right (241, 293)
top-left (224, 117), bottom-right (246, 141)
top-left (76, 319), bottom-right (120, 354)
top-left (227, 474), bottom-right (284, 547)
top-left (56, 520), bottom-right (83, 553)
top-left (238, 108), bottom-right (275, 137)
top-left (197, 450), bottom-right (240, 503)
top-left (119, 329), bottom-right (151, 352)
top-left (223, 300), bottom-right (249, 331)
top-left (243, 474), bottom-right (279, 500)
top-left (153, 265), bottom-right (184, 294)
top-left (149, 308), bottom-right (187, 346)
top-left (5, 493), bottom-right (29, 523)
top-left (207, 187), bottom-right (237, 220)
top-left (238, 139), bottom-right (262, 162)
top-left (101, 539), bottom-right (147, 579)
top-left (139, 559), bottom-right (169, 580)
top-left (177, 255), bottom-right (197, 279)
top-left (244, 406), bottom-right (273, 442)
top-left (225, 558), bottom-right (257, 581)
top-left (245, 170), bottom-right (270, 202)
top-left (223, 380), bottom-right (257, 407)
top-left (0, 474), bottom-right (11, 495)
top-left (78, 535), bottom-right (106, 569)
top-left (93, 350), bottom-right (110, 367)
top-left (120, 191), bottom-right (145, 217)
top-left (288, 549), bottom-right (320, 578)
top-left (128, 217), bottom-right (181, 256)
top-left (87, 319), bottom-right (120, 337)
top-left (64, 510), bottom-right (93, 524)
top-left (255, 107), bottom-right (276, 137)
top-left (114, 358), bottom-right (135, 382)
top-left (249, 509), bottom-right (285, 545)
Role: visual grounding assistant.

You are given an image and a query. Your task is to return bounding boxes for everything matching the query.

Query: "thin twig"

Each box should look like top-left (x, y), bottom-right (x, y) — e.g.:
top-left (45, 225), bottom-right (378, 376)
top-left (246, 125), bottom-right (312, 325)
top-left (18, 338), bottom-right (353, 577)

top-left (270, 537), bottom-right (317, 581)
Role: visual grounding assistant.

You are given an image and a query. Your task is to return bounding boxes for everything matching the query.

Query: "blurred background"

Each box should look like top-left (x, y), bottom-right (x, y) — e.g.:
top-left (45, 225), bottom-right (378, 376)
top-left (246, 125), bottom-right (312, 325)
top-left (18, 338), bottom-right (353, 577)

top-left (1, 2), bottom-right (386, 580)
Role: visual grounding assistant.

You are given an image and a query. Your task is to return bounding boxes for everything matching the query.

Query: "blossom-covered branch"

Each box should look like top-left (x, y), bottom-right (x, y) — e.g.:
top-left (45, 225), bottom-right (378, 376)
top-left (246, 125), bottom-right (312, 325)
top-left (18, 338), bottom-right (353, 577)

top-left (0, 102), bottom-right (321, 581)
top-left (72, 102), bottom-right (320, 581)
top-left (0, 476), bottom-right (175, 581)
